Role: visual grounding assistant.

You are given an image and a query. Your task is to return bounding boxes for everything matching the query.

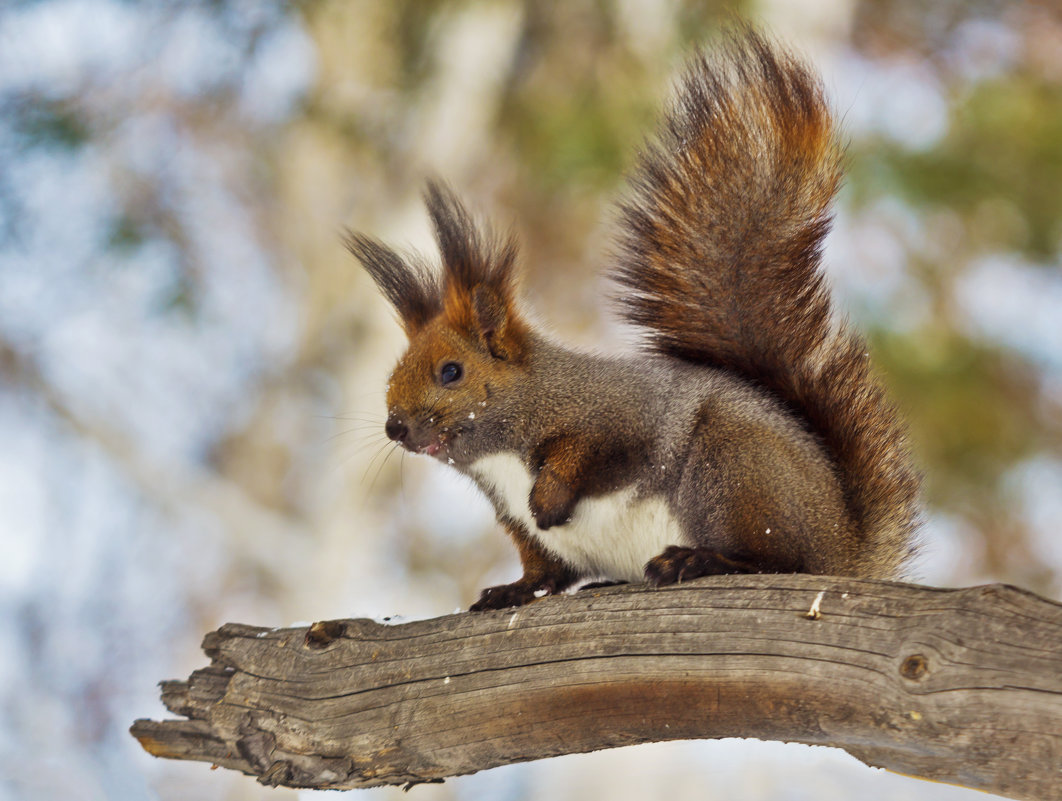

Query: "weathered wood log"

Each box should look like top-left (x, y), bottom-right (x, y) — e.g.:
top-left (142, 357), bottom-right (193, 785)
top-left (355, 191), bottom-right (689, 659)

top-left (131, 575), bottom-right (1062, 799)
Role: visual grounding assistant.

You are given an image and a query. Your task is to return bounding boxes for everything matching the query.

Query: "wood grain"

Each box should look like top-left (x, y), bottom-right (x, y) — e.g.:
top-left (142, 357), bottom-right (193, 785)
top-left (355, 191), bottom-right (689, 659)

top-left (131, 575), bottom-right (1062, 798)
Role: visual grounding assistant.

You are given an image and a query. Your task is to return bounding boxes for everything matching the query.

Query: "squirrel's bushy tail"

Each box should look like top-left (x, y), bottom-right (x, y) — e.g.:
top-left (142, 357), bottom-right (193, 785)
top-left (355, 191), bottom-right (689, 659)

top-left (612, 29), bottom-right (920, 577)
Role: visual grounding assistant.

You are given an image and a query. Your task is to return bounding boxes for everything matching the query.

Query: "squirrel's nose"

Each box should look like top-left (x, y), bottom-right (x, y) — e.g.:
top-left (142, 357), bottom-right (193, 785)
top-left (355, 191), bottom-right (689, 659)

top-left (385, 416), bottom-right (408, 443)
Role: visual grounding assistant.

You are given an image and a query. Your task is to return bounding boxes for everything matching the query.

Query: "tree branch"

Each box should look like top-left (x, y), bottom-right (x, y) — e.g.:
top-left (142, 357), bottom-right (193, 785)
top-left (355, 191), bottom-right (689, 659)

top-left (131, 575), bottom-right (1062, 799)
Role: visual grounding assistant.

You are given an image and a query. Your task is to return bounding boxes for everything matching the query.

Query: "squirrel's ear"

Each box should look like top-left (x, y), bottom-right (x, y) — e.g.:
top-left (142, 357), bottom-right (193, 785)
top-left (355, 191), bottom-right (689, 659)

top-left (425, 180), bottom-right (527, 357)
top-left (344, 231), bottom-right (440, 334)
top-left (473, 284), bottom-right (525, 361)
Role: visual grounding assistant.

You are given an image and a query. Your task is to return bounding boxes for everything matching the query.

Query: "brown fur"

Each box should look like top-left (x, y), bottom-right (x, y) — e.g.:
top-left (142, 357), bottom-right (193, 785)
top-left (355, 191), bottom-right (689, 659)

top-left (348, 29), bottom-right (922, 610)
top-left (527, 431), bottom-right (647, 529)
top-left (612, 29), bottom-right (921, 577)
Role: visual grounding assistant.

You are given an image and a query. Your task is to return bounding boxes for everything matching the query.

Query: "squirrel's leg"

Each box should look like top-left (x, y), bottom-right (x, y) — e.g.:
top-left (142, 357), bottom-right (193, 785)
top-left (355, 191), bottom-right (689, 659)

top-left (470, 520), bottom-right (579, 611)
top-left (644, 545), bottom-right (785, 586)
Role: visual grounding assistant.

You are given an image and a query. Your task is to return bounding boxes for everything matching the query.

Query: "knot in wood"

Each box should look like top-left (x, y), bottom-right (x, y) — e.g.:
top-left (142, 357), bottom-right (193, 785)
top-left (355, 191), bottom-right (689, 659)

top-left (305, 620), bottom-right (346, 649)
top-left (900, 653), bottom-right (929, 681)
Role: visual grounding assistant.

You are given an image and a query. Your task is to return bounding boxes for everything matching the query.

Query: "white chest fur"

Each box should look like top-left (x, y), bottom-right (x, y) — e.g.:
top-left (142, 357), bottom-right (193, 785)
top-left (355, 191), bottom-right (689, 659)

top-left (468, 452), bottom-right (687, 582)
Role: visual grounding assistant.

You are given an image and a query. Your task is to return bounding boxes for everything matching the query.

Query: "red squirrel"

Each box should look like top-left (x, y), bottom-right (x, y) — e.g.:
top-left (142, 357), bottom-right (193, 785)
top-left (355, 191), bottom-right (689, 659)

top-left (346, 30), bottom-right (921, 611)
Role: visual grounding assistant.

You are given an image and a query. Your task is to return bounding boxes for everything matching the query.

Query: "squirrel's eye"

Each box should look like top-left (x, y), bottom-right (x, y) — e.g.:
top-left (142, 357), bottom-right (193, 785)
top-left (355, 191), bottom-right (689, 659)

top-left (439, 361), bottom-right (463, 386)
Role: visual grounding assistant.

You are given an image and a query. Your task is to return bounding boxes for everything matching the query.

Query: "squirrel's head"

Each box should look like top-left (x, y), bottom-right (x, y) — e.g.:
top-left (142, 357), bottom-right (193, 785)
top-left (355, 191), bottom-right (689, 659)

top-left (346, 183), bottom-right (530, 465)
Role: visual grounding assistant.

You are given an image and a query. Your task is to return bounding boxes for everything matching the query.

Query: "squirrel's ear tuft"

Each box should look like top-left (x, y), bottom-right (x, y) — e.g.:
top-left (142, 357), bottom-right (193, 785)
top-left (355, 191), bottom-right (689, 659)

top-left (425, 181), bottom-right (525, 356)
top-left (426, 181), bottom-right (483, 291)
top-left (425, 181), bottom-right (519, 294)
top-left (344, 231), bottom-right (441, 335)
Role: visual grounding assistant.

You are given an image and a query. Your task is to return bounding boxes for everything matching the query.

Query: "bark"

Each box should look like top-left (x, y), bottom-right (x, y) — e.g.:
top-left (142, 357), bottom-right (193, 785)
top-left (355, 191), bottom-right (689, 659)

top-left (131, 575), bottom-right (1062, 799)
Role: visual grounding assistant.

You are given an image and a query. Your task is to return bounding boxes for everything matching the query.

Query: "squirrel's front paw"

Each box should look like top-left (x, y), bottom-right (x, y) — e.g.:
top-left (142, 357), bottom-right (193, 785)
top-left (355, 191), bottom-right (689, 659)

top-left (528, 474), bottom-right (577, 530)
top-left (470, 581), bottom-right (549, 611)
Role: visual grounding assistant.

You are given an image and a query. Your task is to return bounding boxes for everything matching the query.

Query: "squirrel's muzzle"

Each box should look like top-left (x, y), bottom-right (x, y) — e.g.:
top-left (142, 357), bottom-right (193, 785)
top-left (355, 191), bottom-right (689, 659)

top-left (385, 412), bottom-right (447, 457)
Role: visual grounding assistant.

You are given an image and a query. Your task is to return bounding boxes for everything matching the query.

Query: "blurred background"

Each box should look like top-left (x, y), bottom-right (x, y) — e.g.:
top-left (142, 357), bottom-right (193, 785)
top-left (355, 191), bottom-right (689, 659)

top-left (1, 0), bottom-right (1060, 799)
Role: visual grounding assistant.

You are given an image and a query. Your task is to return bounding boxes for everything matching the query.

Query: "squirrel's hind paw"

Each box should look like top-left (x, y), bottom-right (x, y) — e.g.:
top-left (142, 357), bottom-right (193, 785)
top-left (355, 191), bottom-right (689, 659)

top-left (644, 546), bottom-right (759, 585)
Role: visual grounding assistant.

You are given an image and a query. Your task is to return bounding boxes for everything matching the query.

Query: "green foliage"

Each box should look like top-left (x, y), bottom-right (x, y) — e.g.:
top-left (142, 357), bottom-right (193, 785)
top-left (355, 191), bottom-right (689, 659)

top-left (851, 76), bottom-right (1062, 259)
top-left (502, 80), bottom-right (653, 192)
top-left (14, 99), bottom-right (91, 151)
top-left (844, 32), bottom-right (1062, 588)
top-left (107, 216), bottom-right (146, 251)
top-left (872, 330), bottom-right (1043, 504)
top-left (490, 1), bottom-right (734, 193)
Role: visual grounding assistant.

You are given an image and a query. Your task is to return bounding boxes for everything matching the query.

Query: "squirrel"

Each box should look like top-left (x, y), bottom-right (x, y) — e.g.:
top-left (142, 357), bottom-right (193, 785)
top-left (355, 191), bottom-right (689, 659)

top-left (345, 29), bottom-right (921, 612)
